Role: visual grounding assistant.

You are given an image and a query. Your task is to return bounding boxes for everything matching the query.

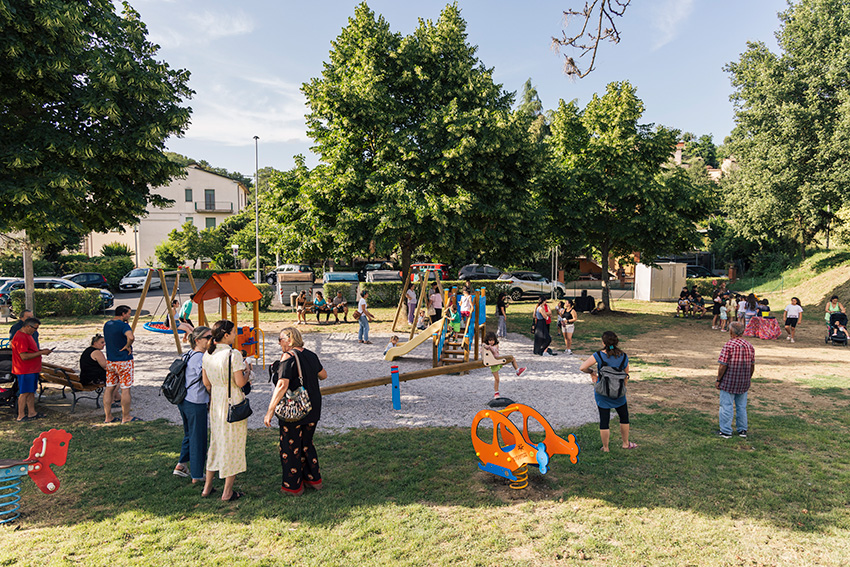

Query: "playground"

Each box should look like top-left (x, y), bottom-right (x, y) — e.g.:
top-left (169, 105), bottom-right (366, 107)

top-left (2, 262), bottom-right (850, 565)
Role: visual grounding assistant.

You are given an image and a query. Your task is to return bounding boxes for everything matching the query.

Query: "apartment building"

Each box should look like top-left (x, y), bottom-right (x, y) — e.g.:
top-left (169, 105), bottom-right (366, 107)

top-left (82, 165), bottom-right (249, 266)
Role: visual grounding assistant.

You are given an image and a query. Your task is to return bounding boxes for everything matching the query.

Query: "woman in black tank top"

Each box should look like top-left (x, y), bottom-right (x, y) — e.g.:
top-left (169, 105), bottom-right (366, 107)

top-left (79, 335), bottom-right (108, 385)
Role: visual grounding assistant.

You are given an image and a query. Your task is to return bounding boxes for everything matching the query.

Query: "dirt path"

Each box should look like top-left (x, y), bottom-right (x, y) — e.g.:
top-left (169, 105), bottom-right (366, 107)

top-left (622, 316), bottom-right (850, 418)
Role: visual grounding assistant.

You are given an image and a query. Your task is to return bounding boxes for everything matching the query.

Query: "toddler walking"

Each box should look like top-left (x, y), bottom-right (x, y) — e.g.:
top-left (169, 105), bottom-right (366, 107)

top-left (482, 332), bottom-right (526, 399)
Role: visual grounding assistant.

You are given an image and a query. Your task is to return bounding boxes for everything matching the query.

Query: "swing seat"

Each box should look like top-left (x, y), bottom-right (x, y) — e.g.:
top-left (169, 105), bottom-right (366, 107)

top-left (143, 322), bottom-right (186, 334)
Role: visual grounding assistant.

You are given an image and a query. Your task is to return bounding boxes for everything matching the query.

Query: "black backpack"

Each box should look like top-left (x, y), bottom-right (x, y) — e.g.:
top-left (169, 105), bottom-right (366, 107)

top-left (161, 351), bottom-right (202, 404)
top-left (269, 360), bottom-right (281, 385)
top-left (594, 351), bottom-right (628, 399)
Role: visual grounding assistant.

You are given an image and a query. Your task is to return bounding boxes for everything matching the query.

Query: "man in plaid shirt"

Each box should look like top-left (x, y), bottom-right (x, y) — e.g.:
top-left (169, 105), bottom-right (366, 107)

top-left (716, 321), bottom-right (755, 438)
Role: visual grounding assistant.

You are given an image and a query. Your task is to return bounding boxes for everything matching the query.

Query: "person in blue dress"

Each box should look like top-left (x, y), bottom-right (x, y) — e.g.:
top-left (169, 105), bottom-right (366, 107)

top-left (579, 331), bottom-right (637, 452)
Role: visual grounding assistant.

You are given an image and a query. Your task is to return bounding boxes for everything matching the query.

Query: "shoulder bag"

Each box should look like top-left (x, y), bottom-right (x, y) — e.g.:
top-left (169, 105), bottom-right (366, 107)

top-left (226, 349), bottom-right (253, 423)
top-left (274, 350), bottom-right (313, 422)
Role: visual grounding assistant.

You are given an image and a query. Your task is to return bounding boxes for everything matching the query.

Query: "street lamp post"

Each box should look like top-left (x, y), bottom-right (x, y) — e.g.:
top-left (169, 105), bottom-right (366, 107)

top-left (231, 244), bottom-right (239, 270)
top-left (254, 135), bottom-right (260, 283)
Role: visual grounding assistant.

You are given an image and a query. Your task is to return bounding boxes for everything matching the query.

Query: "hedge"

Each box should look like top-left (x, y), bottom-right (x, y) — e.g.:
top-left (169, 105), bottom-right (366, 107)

top-left (11, 288), bottom-right (102, 317)
top-left (324, 282), bottom-right (358, 303)
top-left (256, 283), bottom-right (273, 311)
top-left (360, 279), bottom-right (510, 307)
top-left (63, 257), bottom-right (134, 290)
top-left (687, 277), bottom-right (731, 297)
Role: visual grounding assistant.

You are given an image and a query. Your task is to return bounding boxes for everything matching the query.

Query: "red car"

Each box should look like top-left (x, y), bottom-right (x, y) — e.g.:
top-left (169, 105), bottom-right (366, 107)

top-left (410, 263), bottom-right (448, 281)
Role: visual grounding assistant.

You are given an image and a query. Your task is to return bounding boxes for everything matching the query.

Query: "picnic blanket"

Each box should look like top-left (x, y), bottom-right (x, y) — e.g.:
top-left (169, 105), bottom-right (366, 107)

top-left (744, 316), bottom-right (782, 340)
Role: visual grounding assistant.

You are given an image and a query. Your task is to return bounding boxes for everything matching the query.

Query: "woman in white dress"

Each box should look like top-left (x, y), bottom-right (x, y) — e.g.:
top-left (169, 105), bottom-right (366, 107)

top-left (201, 320), bottom-right (251, 501)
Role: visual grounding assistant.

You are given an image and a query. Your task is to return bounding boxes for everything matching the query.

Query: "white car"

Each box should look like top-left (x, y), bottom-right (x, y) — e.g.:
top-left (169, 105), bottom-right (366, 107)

top-left (119, 268), bottom-right (161, 291)
top-left (499, 271), bottom-right (567, 301)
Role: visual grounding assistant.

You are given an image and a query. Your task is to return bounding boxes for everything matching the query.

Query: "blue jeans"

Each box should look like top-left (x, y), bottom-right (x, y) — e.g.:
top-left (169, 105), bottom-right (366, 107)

top-left (177, 400), bottom-right (209, 480)
top-left (718, 390), bottom-right (748, 434)
top-left (358, 315), bottom-right (369, 342)
top-left (497, 315), bottom-right (507, 337)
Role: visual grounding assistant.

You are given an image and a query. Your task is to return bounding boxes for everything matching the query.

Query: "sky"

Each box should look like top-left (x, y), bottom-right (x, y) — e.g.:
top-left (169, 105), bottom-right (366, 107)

top-left (130, 0), bottom-right (790, 178)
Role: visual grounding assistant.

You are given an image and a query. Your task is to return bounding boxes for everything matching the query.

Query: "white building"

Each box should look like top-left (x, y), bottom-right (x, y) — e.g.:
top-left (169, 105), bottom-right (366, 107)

top-left (82, 165), bottom-right (249, 266)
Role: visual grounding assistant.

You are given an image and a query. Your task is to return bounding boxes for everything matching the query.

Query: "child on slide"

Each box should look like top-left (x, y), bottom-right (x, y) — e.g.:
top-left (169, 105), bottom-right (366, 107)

top-left (482, 332), bottom-right (526, 399)
top-left (383, 336), bottom-right (399, 356)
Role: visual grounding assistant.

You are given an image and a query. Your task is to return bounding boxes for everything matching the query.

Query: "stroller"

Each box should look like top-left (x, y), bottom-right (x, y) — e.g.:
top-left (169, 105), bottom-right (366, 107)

top-left (826, 313), bottom-right (848, 346)
top-left (0, 347), bottom-right (17, 412)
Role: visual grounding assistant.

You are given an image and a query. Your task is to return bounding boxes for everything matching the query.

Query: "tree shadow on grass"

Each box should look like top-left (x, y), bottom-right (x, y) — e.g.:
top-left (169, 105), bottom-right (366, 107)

top-left (5, 385), bottom-right (850, 535)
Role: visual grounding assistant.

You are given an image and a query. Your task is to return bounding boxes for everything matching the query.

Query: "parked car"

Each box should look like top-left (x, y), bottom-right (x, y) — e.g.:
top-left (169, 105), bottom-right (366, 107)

top-left (265, 263), bottom-right (314, 285)
top-left (409, 262), bottom-right (449, 281)
top-left (119, 268), bottom-right (161, 291)
top-left (499, 271), bottom-right (567, 301)
top-left (365, 270), bottom-right (403, 282)
top-left (358, 262), bottom-right (396, 282)
top-left (686, 265), bottom-right (714, 279)
top-left (457, 264), bottom-right (503, 281)
top-left (0, 278), bottom-right (114, 310)
top-left (63, 272), bottom-right (111, 290)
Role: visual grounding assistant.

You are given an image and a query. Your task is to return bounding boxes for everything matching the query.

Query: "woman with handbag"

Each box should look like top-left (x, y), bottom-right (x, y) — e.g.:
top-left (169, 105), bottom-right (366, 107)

top-left (264, 325), bottom-right (327, 495)
top-left (578, 331), bottom-right (636, 452)
top-left (201, 320), bottom-right (251, 501)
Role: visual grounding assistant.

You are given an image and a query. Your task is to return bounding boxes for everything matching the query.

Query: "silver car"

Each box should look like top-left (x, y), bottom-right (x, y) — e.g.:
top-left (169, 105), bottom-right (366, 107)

top-left (119, 268), bottom-right (161, 291)
top-left (499, 271), bottom-right (566, 301)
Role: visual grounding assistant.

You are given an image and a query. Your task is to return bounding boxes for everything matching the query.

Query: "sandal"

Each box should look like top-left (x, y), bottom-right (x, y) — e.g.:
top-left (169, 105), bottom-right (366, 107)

top-left (173, 465), bottom-right (190, 478)
top-left (225, 490), bottom-right (244, 501)
top-left (623, 442), bottom-right (638, 450)
top-left (201, 487), bottom-right (217, 498)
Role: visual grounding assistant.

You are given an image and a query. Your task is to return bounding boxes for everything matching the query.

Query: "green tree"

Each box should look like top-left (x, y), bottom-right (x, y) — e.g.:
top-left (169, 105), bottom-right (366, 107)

top-left (155, 223), bottom-right (219, 268)
top-left (725, 0), bottom-right (850, 259)
top-left (1, 0), bottom-right (192, 306)
top-left (684, 134), bottom-right (718, 168)
top-left (300, 3), bottom-right (540, 275)
top-left (547, 81), bottom-right (707, 309)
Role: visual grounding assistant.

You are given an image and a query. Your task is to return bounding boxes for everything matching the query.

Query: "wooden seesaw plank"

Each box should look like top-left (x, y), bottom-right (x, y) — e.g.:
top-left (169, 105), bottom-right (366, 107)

top-left (319, 356), bottom-right (514, 396)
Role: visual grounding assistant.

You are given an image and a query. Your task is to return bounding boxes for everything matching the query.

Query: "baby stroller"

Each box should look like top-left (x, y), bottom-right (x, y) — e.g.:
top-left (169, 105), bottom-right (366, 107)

top-left (0, 348), bottom-right (17, 412)
top-left (826, 313), bottom-right (848, 346)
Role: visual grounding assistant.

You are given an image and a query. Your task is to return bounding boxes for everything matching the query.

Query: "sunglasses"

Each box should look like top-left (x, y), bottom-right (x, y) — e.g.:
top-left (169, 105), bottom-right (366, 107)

top-left (202, 335), bottom-right (213, 340)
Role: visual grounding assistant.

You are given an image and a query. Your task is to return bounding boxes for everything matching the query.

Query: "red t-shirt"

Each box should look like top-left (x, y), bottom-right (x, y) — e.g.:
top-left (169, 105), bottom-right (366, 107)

top-left (12, 331), bottom-right (41, 375)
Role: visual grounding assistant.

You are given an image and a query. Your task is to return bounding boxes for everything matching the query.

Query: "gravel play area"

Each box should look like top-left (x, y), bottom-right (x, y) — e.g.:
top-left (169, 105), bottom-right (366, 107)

top-left (40, 329), bottom-right (598, 432)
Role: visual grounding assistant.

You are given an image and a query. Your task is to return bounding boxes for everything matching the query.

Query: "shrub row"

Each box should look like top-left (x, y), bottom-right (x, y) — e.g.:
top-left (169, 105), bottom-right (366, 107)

top-left (10, 289), bottom-right (102, 317)
top-left (63, 257), bottom-right (135, 290)
top-left (688, 277), bottom-right (731, 297)
top-left (256, 283), bottom-right (273, 311)
top-left (323, 282), bottom-right (358, 303)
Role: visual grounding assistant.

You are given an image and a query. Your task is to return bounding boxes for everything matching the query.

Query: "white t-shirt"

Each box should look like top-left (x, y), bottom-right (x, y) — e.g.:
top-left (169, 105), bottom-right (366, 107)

top-left (430, 292), bottom-right (443, 310)
top-left (358, 297), bottom-right (367, 313)
top-left (738, 300), bottom-right (747, 313)
top-left (785, 304), bottom-right (803, 318)
top-left (406, 288), bottom-right (417, 302)
top-left (460, 295), bottom-right (473, 312)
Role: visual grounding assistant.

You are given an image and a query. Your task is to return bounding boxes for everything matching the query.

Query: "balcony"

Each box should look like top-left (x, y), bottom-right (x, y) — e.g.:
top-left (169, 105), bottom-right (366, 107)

top-left (195, 201), bottom-right (233, 213)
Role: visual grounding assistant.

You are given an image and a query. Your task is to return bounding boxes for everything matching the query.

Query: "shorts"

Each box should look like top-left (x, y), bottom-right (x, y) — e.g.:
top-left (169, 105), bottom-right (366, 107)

top-left (451, 322), bottom-right (461, 333)
top-left (17, 373), bottom-right (38, 394)
top-left (712, 304), bottom-right (721, 315)
top-left (106, 360), bottom-right (134, 389)
top-left (785, 317), bottom-right (798, 328)
top-left (490, 364), bottom-right (503, 373)
top-left (461, 311), bottom-right (471, 319)
top-left (563, 324), bottom-right (575, 334)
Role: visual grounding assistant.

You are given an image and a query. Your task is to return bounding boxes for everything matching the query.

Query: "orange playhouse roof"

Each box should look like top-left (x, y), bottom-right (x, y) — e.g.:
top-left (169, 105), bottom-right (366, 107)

top-left (194, 272), bottom-right (263, 303)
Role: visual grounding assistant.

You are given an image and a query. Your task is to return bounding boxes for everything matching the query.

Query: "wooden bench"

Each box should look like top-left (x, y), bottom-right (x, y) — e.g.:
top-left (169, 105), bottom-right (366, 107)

top-left (39, 362), bottom-right (103, 413)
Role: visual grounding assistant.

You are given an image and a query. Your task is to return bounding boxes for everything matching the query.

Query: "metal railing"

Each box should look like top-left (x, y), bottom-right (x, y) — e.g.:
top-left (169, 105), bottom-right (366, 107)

top-left (194, 201), bottom-right (233, 213)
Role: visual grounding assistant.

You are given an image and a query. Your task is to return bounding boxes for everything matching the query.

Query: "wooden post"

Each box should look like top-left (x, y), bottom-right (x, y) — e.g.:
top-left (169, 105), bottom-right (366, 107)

top-left (393, 269), bottom-right (413, 332)
top-left (161, 269), bottom-right (182, 355)
top-left (186, 267), bottom-right (198, 294)
top-left (409, 271), bottom-right (432, 342)
top-left (230, 299), bottom-right (237, 327)
top-left (131, 269), bottom-right (153, 332)
top-left (220, 297), bottom-right (227, 321)
top-left (197, 299), bottom-right (207, 328)
top-left (170, 272), bottom-right (181, 304)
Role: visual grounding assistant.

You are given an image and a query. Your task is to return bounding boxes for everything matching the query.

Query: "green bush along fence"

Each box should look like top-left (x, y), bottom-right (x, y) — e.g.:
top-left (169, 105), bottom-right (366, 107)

top-left (324, 282), bottom-right (358, 303)
top-left (687, 277), bottom-right (731, 297)
top-left (360, 279), bottom-right (509, 308)
top-left (11, 288), bottom-right (102, 317)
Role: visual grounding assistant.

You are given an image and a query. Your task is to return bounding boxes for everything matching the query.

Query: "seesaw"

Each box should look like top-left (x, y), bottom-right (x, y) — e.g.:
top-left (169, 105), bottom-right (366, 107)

top-left (320, 351), bottom-right (514, 396)
top-left (472, 403), bottom-right (579, 489)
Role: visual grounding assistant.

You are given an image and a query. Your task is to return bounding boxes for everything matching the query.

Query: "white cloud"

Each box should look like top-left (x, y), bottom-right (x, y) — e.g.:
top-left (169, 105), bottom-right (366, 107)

top-left (148, 8), bottom-right (254, 48)
top-left (650, 0), bottom-right (695, 50)
top-left (182, 75), bottom-right (309, 145)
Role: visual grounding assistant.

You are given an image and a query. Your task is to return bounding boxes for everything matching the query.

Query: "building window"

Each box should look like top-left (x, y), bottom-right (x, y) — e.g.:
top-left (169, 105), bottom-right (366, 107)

top-left (205, 217), bottom-right (216, 229)
top-left (205, 189), bottom-right (215, 210)
top-left (186, 216), bottom-right (193, 225)
top-left (185, 188), bottom-right (192, 202)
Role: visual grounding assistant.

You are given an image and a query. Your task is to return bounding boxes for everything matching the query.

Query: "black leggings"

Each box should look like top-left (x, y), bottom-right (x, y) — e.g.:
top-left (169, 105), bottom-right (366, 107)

top-left (598, 403), bottom-right (629, 429)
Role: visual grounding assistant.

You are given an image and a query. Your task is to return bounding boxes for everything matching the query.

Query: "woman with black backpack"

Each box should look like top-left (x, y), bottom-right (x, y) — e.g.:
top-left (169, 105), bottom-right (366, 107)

top-left (172, 326), bottom-right (211, 483)
top-left (579, 331), bottom-right (636, 452)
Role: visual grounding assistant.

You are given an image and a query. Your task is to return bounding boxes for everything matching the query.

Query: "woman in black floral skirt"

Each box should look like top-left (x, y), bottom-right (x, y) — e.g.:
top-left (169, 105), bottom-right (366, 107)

top-left (264, 326), bottom-right (327, 495)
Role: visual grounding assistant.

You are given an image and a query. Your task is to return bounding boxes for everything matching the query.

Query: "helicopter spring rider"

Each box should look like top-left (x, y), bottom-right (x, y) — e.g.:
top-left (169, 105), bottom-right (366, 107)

top-left (471, 404), bottom-right (579, 489)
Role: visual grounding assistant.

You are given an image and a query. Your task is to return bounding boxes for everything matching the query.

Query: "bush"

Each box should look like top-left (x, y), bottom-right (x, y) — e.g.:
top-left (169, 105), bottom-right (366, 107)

top-left (63, 257), bottom-right (134, 290)
top-left (687, 277), bottom-right (730, 297)
top-left (359, 279), bottom-right (510, 307)
top-left (324, 282), bottom-right (357, 303)
top-left (11, 288), bottom-right (102, 317)
top-left (0, 257), bottom-right (56, 277)
top-left (255, 283), bottom-right (273, 311)
top-left (441, 279), bottom-right (510, 301)
top-left (101, 242), bottom-right (134, 257)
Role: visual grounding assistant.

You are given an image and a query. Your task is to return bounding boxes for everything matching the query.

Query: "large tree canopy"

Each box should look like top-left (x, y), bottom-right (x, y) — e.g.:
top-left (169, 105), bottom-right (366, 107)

top-left (0, 0), bottom-right (193, 243)
top-left (725, 0), bottom-right (850, 258)
top-left (300, 2), bottom-right (541, 274)
top-left (547, 81), bottom-right (706, 308)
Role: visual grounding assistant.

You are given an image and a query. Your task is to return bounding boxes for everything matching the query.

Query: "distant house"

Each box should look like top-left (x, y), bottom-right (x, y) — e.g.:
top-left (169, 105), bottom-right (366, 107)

top-left (82, 165), bottom-right (249, 266)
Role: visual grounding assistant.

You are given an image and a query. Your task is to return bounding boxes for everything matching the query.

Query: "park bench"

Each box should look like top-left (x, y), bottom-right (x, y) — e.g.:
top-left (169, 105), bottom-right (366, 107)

top-left (39, 362), bottom-right (103, 413)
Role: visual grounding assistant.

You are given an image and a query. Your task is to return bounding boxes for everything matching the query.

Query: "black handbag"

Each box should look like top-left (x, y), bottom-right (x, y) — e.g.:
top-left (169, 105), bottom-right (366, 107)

top-left (226, 349), bottom-right (252, 423)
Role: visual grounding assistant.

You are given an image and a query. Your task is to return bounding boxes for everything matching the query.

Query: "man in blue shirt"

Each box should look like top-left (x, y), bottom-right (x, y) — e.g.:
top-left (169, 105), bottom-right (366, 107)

top-left (9, 309), bottom-right (38, 347)
top-left (103, 305), bottom-right (139, 423)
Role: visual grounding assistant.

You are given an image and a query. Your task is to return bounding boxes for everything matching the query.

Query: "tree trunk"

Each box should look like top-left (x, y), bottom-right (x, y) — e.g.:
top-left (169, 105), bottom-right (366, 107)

top-left (600, 241), bottom-right (611, 312)
top-left (400, 237), bottom-right (413, 280)
top-left (23, 237), bottom-right (34, 313)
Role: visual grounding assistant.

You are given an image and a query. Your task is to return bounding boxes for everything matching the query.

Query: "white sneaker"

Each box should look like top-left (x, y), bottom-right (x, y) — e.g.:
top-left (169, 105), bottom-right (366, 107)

top-left (786, 336), bottom-right (791, 341)
top-left (566, 349), bottom-right (572, 355)
top-left (542, 351), bottom-right (551, 357)
top-left (790, 339), bottom-right (795, 343)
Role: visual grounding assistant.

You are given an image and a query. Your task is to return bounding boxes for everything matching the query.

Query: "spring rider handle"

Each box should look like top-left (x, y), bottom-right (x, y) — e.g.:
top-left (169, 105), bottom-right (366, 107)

top-left (27, 429), bottom-right (72, 494)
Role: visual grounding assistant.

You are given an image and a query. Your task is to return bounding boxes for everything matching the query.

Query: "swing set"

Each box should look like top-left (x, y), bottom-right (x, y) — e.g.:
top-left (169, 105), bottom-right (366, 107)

top-left (130, 267), bottom-right (198, 355)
